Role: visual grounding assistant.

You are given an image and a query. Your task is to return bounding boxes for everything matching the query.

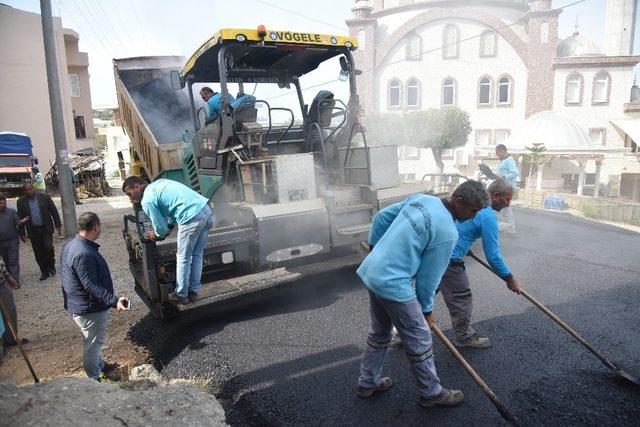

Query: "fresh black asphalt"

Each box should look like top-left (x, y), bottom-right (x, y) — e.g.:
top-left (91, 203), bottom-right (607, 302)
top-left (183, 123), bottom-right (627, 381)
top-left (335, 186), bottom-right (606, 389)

top-left (129, 208), bottom-right (640, 426)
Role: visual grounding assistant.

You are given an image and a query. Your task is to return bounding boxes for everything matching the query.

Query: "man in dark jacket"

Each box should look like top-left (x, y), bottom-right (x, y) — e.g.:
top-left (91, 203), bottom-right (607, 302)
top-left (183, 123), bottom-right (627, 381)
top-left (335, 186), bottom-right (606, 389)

top-left (17, 183), bottom-right (62, 280)
top-left (61, 212), bottom-right (128, 380)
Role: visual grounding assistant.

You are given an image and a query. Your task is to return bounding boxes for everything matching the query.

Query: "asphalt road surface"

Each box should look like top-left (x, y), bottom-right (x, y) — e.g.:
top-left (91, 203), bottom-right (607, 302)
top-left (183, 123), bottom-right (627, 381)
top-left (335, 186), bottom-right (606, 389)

top-left (130, 208), bottom-right (640, 426)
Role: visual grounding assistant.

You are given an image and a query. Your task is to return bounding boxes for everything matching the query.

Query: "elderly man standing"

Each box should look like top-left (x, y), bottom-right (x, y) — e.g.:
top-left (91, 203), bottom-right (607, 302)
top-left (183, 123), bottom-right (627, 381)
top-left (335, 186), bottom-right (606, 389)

top-left (17, 183), bottom-right (61, 281)
top-left (439, 179), bottom-right (522, 349)
top-left (356, 180), bottom-right (489, 408)
top-left (495, 144), bottom-right (519, 233)
top-left (122, 177), bottom-right (214, 305)
top-left (61, 212), bottom-right (129, 380)
top-left (0, 195), bottom-right (23, 346)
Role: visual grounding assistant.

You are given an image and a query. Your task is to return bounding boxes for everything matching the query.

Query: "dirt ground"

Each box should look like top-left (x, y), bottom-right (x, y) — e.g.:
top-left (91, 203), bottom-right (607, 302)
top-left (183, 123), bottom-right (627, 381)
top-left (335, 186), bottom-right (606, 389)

top-left (0, 191), bottom-right (150, 385)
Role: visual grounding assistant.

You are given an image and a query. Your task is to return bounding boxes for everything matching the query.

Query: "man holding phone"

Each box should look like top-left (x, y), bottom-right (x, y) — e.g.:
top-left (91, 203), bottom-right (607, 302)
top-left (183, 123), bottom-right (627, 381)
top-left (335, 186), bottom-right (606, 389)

top-left (61, 212), bottom-right (129, 380)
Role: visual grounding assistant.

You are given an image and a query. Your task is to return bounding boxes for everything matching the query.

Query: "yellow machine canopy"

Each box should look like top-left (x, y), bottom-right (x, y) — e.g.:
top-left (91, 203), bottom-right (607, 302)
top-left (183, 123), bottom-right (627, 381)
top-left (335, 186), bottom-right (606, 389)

top-left (181, 27), bottom-right (359, 84)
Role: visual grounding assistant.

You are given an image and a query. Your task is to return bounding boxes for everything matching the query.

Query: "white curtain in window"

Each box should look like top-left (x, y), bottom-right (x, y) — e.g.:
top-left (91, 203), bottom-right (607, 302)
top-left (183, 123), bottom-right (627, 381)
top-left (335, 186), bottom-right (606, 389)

top-left (567, 75), bottom-right (581, 103)
top-left (69, 74), bottom-right (81, 98)
top-left (593, 74), bottom-right (608, 102)
top-left (589, 130), bottom-right (605, 145)
top-left (477, 131), bottom-right (491, 146)
top-left (495, 130), bottom-right (509, 145)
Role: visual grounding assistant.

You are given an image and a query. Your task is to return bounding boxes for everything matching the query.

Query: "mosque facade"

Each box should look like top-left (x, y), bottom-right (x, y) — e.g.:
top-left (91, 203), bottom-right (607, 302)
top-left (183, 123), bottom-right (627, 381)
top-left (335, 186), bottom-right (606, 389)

top-left (346, 0), bottom-right (640, 201)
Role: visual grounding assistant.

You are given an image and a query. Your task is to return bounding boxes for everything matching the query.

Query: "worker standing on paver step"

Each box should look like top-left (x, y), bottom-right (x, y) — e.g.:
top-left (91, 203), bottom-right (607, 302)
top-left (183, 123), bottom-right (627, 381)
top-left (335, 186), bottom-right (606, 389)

top-left (122, 177), bottom-right (215, 305)
top-left (356, 180), bottom-right (489, 409)
top-left (440, 178), bottom-right (522, 349)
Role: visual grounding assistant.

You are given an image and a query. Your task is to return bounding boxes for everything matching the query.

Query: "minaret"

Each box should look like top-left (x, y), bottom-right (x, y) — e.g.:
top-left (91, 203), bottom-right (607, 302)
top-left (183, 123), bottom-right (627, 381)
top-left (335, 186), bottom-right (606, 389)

top-left (603, 0), bottom-right (638, 56)
top-left (524, 0), bottom-right (560, 117)
top-left (346, 0), bottom-right (377, 114)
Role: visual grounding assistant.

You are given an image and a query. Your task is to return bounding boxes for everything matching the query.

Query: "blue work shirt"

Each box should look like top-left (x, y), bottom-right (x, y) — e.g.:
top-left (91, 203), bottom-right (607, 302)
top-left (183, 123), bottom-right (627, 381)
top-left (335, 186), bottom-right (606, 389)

top-left (61, 235), bottom-right (118, 315)
top-left (141, 179), bottom-right (210, 239)
top-left (207, 93), bottom-right (235, 118)
top-left (497, 156), bottom-right (519, 189)
top-left (357, 194), bottom-right (458, 314)
top-left (232, 94), bottom-right (256, 109)
top-left (451, 206), bottom-right (512, 279)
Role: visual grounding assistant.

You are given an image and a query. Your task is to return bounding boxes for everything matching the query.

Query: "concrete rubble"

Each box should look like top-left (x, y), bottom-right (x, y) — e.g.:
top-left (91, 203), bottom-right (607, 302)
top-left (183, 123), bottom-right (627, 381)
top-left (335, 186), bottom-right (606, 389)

top-left (0, 365), bottom-right (227, 426)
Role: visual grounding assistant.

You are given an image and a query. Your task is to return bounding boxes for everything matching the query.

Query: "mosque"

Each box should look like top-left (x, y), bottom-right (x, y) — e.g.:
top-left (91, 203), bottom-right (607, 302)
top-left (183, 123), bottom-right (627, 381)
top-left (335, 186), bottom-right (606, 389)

top-left (346, 0), bottom-right (640, 201)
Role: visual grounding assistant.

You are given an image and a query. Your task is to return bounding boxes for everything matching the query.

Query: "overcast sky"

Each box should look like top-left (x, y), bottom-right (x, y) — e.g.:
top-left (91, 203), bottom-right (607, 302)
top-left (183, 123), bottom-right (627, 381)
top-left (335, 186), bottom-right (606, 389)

top-left (4, 0), bottom-right (640, 108)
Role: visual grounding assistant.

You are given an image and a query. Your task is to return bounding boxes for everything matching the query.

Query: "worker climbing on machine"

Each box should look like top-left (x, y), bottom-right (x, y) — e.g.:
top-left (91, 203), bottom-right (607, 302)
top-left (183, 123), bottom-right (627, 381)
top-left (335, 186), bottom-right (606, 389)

top-left (122, 177), bottom-right (215, 305)
top-left (440, 178), bottom-right (522, 349)
top-left (356, 180), bottom-right (489, 408)
top-left (199, 86), bottom-right (235, 120)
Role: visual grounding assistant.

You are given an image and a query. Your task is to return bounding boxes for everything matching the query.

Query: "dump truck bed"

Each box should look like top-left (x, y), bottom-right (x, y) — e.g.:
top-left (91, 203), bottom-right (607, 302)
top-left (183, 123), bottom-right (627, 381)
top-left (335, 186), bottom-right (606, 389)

top-left (113, 56), bottom-right (192, 178)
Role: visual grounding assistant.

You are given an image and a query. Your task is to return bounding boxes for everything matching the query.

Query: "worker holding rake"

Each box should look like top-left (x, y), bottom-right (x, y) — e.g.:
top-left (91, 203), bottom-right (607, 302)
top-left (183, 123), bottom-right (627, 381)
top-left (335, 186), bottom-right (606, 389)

top-left (440, 178), bottom-right (522, 349)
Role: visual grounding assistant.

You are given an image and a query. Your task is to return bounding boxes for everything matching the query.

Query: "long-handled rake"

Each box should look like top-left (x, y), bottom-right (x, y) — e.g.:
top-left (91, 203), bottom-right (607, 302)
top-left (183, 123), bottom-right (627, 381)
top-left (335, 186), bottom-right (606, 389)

top-left (468, 250), bottom-right (640, 387)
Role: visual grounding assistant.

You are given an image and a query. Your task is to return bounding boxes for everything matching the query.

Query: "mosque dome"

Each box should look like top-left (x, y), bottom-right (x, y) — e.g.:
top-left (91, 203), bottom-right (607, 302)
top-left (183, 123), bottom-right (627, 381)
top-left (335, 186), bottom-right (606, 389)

top-left (557, 32), bottom-right (603, 57)
top-left (508, 111), bottom-right (595, 150)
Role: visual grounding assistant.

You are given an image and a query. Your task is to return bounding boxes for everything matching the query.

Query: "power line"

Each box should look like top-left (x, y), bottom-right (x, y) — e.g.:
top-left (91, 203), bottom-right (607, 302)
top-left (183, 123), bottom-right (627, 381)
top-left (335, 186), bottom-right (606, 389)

top-left (66, 0), bottom-right (116, 57)
top-left (87, 0), bottom-right (128, 54)
top-left (77, 0), bottom-right (122, 54)
top-left (128, 0), bottom-right (150, 51)
top-left (254, 0), bottom-right (347, 32)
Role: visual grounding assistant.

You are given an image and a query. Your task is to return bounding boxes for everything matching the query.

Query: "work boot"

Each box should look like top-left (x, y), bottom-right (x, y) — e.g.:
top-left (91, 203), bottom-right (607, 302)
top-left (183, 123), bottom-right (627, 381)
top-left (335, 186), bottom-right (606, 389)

top-left (356, 377), bottom-right (393, 398)
top-left (419, 388), bottom-right (464, 408)
top-left (455, 333), bottom-right (491, 349)
top-left (39, 272), bottom-right (50, 281)
top-left (188, 291), bottom-right (199, 303)
top-left (168, 292), bottom-right (189, 305)
top-left (49, 266), bottom-right (56, 276)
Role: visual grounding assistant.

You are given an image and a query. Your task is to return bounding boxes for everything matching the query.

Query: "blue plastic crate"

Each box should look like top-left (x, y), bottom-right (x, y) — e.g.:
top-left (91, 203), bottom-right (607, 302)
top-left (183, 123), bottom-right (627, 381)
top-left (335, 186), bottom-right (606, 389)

top-left (544, 196), bottom-right (565, 210)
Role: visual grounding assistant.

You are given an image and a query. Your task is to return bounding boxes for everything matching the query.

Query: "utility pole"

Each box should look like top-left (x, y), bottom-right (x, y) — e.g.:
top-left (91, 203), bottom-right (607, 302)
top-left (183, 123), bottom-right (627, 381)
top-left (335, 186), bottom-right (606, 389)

top-left (40, 0), bottom-right (77, 236)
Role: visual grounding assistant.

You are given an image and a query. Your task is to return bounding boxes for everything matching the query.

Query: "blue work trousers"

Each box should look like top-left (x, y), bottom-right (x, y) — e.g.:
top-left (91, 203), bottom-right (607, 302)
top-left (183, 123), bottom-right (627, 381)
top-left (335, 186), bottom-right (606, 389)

top-left (175, 204), bottom-right (215, 297)
top-left (359, 290), bottom-right (442, 398)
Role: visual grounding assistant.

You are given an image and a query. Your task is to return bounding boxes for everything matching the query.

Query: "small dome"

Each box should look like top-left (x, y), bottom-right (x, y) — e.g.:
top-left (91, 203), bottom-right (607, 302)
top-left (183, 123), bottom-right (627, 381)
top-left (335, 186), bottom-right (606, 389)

top-left (557, 32), bottom-right (603, 57)
top-left (508, 111), bottom-right (595, 150)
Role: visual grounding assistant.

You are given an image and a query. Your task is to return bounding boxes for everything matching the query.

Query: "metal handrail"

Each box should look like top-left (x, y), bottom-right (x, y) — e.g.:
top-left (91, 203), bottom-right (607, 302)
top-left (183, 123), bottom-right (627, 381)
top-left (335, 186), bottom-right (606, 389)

top-left (344, 121), bottom-right (371, 186)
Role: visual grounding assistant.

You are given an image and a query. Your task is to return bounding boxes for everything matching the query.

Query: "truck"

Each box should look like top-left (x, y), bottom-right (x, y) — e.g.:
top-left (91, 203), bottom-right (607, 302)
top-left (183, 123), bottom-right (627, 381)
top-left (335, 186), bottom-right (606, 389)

top-left (116, 27), bottom-right (440, 318)
top-left (0, 132), bottom-right (35, 195)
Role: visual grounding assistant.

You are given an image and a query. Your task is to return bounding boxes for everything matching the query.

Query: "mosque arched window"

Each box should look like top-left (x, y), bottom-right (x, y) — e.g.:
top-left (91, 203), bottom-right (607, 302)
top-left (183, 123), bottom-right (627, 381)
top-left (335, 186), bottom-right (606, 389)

top-left (406, 33), bottom-right (422, 61)
top-left (443, 24), bottom-right (459, 59)
top-left (406, 78), bottom-right (420, 107)
top-left (497, 75), bottom-right (513, 105)
top-left (388, 78), bottom-right (402, 108)
top-left (442, 78), bottom-right (456, 107)
top-left (478, 76), bottom-right (493, 106)
top-left (540, 21), bottom-right (549, 43)
top-left (479, 31), bottom-right (497, 57)
top-left (592, 72), bottom-right (610, 104)
top-left (566, 74), bottom-right (583, 105)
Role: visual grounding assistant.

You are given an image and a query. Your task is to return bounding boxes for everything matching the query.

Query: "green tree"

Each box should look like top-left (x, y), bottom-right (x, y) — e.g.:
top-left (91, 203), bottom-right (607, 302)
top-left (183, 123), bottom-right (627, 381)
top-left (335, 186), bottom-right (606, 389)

top-left (362, 112), bottom-right (407, 146)
top-left (523, 142), bottom-right (547, 189)
top-left (405, 107), bottom-right (471, 173)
